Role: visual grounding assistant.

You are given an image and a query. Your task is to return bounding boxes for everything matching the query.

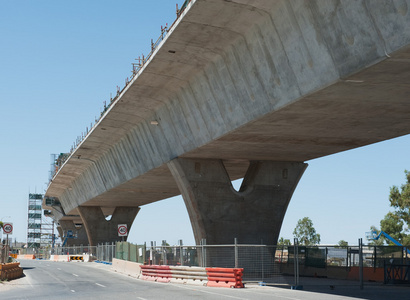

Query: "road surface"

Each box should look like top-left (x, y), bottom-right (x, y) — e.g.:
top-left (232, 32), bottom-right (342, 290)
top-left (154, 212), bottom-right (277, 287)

top-left (1, 260), bottom-right (409, 299)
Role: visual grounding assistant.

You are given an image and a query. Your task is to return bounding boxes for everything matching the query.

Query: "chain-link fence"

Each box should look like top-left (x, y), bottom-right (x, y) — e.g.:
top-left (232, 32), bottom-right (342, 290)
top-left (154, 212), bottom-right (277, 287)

top-left (136, 240), bottom-right (410, 286)
top-left (19, 243), bottom-right (116, 262)
top-left (96, 243), bottom-right (116, 262)
top-left (16, 239), bottom-right (410, 285)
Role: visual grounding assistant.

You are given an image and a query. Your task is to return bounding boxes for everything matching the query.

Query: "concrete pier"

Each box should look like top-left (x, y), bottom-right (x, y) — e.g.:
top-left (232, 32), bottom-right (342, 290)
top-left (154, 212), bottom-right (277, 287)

top-left (58, 220), bottom-right (88, 246)
top-left (168, 158), bottom-right (307, 245)
top-left (77, 206), bottom-right (140, 246)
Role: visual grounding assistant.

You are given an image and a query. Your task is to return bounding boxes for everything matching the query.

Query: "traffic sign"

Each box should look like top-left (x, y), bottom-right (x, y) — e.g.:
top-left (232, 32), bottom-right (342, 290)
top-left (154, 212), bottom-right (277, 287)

top-left (118, 224), bottom-right (128, 237)
top-left (3, 222), bottom-right (13, 235)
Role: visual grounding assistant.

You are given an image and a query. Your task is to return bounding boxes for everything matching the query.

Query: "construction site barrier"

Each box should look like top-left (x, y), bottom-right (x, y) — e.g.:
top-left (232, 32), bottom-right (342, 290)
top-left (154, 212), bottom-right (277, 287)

top-left (141, 265), bottom-right (172, 283)
top-left (206, 267), bottom-right (244, 288)
top-left (69, 255), bottom-right (84, 261)
top-left (140, 265), bottom-right (244, 288)
top-left (0, 262), bottom-right (24, 281)
top-left (9, 254), bottom-right (17, 259)
top-left (16, 254), bottom-right (36, 260)
top-left (169, 266), bottom-right (208, 284)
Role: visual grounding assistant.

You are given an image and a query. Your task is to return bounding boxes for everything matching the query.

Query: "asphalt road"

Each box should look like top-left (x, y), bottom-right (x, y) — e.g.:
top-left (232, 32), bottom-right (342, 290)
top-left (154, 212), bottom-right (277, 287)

top-left (1, 260), bottom-right (409, 300)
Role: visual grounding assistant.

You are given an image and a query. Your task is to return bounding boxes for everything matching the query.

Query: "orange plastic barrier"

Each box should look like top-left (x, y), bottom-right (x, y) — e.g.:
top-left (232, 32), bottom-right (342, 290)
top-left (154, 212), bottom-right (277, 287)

top-left (206, 267), bottom-right (244, 288)
top-left (16, 254), bottom-right (36, 260)
top-left (10, 254), bottom-right (17, 259)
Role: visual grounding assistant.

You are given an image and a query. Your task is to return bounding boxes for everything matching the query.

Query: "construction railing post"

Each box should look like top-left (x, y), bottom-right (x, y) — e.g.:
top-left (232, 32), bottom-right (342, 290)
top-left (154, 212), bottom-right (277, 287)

top-left (179, 240), bottom-right (183, 266)
top-left (201, 239), bottom-right (207, 267)
top-left (162, 240), bottom-right (167, 265)
top-left (150, 241), bottom-right (153, 265)
top-left (359, 238), bottom-right (364, 290)
top-left (292, 238), bottom-right (302, 290)
top-left (261, 240), bottom-right (265, 284)
top-left (203, 239), bottom-right (207, 267)
top-left (234, 238), bottom-right (239, 268)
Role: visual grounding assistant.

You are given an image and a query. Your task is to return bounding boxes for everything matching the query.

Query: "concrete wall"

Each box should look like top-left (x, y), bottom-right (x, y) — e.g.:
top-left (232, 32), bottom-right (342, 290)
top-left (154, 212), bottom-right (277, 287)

top-left (112, 258), bottom-right (141, 278)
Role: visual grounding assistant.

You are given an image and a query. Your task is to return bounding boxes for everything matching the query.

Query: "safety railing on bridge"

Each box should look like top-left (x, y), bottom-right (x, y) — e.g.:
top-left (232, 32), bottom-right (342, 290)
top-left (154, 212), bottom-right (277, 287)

top-left (49, 0), bottom-right (194, 182)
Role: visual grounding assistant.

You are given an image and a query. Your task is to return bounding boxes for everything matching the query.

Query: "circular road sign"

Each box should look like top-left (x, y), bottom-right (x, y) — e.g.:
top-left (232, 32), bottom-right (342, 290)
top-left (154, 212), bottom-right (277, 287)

top-left (3, 222), bottom-right (13, 234)
top-left (118, 224), bottom-right (128, 237)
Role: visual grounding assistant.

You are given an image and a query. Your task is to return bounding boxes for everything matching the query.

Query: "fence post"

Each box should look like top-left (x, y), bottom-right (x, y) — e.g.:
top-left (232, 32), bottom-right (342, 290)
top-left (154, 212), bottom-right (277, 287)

top-left (127, 241), bottom-right (130, 261)
top-left (261, 239), bottom-right (265, 285)
top-left (234, 238), bottom-right (238, 268)
top-left (359, 238), bottom-right (363, 290)
top-left (179, 240), bottom-right (183, 266)
top-left (201, 239), bottom-right (207, 267)
top-left (292, 238), bottom-right (302, 290)
top-left (162, 240), bottom-right (167, 265)
top-left (150, 241), bottom-right (153, 265)
top-left (401, 245), bottom-right (404, 266)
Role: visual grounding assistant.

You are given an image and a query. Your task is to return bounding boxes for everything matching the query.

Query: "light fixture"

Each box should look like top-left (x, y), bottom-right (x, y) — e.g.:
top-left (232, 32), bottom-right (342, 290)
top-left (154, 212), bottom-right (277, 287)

top-left (150, 120), bottom-right (159, 125)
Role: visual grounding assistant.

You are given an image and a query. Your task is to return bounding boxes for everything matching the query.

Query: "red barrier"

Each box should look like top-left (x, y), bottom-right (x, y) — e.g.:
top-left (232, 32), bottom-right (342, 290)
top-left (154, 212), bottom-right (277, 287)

top-left (140, 265), bottom-right (172, 283)
top-left (140, 265), bottom-right (244, 288)
top-left (206, 268), bottom-right (244, 288)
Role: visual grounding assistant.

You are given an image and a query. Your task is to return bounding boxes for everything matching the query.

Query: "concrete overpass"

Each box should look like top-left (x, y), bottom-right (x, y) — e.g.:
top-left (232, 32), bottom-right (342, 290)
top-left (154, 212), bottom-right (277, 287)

top-left (44, 0), bottom-right (410, 246)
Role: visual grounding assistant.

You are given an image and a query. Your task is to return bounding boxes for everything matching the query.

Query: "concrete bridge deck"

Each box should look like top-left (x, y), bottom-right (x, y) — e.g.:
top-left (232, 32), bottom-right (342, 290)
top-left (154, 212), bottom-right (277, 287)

top-left (45, 0), bottom-right (410, 246)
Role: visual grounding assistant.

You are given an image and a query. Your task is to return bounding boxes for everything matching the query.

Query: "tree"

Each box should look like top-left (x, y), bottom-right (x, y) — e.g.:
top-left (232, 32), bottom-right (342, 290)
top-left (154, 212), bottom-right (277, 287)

top-left (277, 237), bottom-right (291, 246)
top-left (338, 240), bottom-right (348, 247)
top-left (293, 217), bottom-right (321, 246)
top-left (382, 170), bottom-right (410, 245)
top-left (380, 212), bottom-right (405, 244)
top-left (389, 170), bottom-right (410, 226)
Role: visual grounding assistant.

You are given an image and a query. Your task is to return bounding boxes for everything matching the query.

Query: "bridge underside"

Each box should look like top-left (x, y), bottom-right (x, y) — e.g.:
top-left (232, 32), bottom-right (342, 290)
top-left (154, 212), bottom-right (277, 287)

top-left (62, 47), bottom-right (410, 216)
top-left (45, 0), bottom-right (410, 245)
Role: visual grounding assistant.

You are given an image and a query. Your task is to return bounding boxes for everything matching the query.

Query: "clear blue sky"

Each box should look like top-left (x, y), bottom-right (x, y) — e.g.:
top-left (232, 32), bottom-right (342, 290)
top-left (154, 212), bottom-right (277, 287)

top-left (1, 0), bottom-right (409, 246)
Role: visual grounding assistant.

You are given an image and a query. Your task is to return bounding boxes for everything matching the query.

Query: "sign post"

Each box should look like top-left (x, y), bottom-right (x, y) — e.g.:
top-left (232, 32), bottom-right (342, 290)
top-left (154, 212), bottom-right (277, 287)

top-left (118, 224), bottom-right (128, 242)
top-left (2, 223), bottom-right (12, 264)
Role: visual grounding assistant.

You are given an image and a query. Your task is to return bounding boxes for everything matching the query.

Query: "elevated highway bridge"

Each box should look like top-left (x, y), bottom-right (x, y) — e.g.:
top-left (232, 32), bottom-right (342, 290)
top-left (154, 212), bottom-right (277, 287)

top-left (44, 0), bottom-right (410, 247)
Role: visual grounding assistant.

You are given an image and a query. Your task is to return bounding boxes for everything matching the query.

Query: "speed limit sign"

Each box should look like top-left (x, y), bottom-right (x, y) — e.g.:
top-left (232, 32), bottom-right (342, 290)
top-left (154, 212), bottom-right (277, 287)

top-left (118, 224), bottom-right (128, 237)
top-left (3, 222), bottom-right (13, 235)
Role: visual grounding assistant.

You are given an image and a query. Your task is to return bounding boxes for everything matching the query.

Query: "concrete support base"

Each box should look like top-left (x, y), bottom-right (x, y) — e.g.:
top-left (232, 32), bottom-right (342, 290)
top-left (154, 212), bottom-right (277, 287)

top-left (168, 158), bottom-right (307, 246)
top-left (77, 206), bottom-right (140, 246)
top-left (58, 220), bottom-right (89, 246)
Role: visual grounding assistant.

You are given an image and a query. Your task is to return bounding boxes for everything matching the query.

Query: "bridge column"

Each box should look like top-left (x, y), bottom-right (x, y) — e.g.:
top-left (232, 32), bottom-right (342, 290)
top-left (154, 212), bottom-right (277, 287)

top-left (77, 206), bottom-right (140, 246)
top-left (168, 158), bottom-right (307, 246)
top-left (58, 220), bottom-right (89, 246)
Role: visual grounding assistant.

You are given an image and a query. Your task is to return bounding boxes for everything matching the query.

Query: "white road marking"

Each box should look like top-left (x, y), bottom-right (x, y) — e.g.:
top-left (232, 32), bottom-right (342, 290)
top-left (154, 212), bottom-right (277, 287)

top-left (95, 283), bottom-right (106, 288)
top-left (72, 274), bottom-right (79, 277)
top-left (57, 268), bottom-right (61, 270)
top-left (137, 297), bottom-right (147, 300)
top-left (241, 287), bottom-right (306, 300)
top-left (71, 290), bottom-right (75, 293)
top-left (171, 284), bottom-right (248, 299)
